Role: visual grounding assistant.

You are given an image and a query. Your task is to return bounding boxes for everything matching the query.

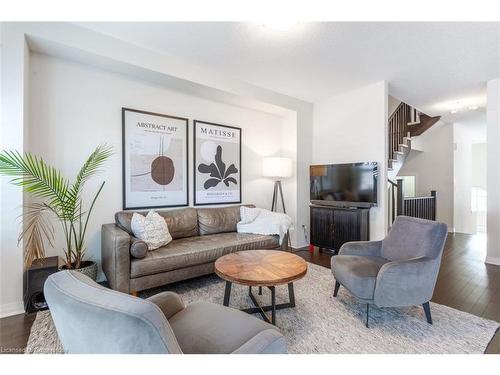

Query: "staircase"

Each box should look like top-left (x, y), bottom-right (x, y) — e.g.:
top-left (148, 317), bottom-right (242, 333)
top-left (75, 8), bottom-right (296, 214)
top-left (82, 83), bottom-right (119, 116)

top-left (387, 102), bottom-right (440, 181)
top-left (387, 101), bottom-right (441, 224)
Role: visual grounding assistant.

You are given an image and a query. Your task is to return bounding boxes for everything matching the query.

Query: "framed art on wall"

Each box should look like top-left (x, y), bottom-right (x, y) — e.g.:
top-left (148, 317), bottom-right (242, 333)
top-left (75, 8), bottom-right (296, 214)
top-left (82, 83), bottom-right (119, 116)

top-left (122, 108), bottom-right (189, 209)
top-left (194, 120), bottom-right (241, 205)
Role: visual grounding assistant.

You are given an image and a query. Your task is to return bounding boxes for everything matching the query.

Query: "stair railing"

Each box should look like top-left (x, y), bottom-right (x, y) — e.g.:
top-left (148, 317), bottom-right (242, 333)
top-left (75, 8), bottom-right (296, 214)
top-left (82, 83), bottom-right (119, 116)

top-left (402, 191), bottom-right (437, 221)
top-left (388, 102), bottom-right (413, 161)
top-left (389, 178), bottom-right (437, 224)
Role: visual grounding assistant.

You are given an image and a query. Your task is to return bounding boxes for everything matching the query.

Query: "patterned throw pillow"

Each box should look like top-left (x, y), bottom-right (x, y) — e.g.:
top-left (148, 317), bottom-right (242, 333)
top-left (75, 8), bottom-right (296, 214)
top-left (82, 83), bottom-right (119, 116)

top-left (131, 211), bottom-right (172, 251)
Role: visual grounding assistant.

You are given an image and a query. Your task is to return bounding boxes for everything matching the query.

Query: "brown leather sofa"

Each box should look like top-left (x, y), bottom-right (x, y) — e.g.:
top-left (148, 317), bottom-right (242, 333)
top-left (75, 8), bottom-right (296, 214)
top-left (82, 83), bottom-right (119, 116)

top-left (102, 205), bottom-right (286, 294)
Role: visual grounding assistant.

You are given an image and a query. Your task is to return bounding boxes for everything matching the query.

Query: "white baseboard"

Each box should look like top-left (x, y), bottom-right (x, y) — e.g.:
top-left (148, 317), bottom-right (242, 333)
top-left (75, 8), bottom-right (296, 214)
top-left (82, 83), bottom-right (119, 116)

top-left (0, 301), bottom-right (24, 318)
top-left (485, 256), bottom-right (500, 266)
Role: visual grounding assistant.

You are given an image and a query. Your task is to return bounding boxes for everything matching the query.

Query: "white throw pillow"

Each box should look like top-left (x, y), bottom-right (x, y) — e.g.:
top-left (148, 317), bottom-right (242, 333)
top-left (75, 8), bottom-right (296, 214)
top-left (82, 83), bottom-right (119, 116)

top-left (239, 206), bottom-right (261, 224)
top-left (131, 211), bottom-right (172, 251)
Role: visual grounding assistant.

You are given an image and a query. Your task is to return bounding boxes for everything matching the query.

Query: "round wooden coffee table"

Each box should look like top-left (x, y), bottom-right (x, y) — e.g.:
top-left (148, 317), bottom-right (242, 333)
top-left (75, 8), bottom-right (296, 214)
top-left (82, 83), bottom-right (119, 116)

top-left (215, 250), bottom-right (307, 325)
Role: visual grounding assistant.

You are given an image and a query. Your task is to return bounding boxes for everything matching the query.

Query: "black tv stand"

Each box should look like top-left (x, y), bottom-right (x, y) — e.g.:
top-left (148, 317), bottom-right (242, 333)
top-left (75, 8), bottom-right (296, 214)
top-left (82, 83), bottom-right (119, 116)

top-left (309, 203), bottom-right (370, 254)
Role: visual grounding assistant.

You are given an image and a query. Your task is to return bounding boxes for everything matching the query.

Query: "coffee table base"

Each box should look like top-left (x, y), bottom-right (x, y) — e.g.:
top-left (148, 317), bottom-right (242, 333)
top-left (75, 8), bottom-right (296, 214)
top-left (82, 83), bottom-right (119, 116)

top-left (222, 281), bottom-right (295, 325)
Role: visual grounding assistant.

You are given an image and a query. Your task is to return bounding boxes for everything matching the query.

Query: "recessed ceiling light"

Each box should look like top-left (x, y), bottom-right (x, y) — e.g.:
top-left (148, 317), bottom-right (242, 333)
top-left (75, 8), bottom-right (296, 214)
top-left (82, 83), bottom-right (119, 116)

top-left (260, 21), bottom-right (298, 32)
top-left (434, 96), bottom-right (486, 115)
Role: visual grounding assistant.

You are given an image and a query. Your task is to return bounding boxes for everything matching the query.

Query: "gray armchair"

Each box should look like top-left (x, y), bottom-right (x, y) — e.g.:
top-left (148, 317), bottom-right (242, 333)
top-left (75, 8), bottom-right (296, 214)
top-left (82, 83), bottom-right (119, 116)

top-left (44, 270), bottom-right (287, 354)
top-left (331, 216), bottom-right (448, 327)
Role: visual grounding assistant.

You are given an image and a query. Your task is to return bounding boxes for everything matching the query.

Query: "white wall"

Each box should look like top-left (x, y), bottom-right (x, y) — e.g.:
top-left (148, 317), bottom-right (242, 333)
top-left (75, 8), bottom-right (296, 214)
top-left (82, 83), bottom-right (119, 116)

top-left (388, 95), bottom-right (401, 117)
top-left (398, 121), bottom-right (454, 229)
top-left (487, 79), bottom-right (500, 265)
top-left (295, 107), bottom-right (313, 247)
top-left (471, 143), bottom-right (487, 188)
top-left (472, 143), bottom-right (487, 232)
top-left (27, 53), bottom-right (296, 280)
top-left (453, 118), bottom-right (487, 234)
top-left (0, 25), bottom-right (30, 317)
top-left (279, 111), bottom-right (299, 242)
top-left (313, 81), bottom-right (388, 240)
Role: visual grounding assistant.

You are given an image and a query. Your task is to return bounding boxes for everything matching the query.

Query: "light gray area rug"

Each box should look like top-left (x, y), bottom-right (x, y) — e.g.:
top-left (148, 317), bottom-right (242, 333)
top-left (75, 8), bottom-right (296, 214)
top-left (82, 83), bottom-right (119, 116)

top-left (26, 263), bottom-right (499, 354)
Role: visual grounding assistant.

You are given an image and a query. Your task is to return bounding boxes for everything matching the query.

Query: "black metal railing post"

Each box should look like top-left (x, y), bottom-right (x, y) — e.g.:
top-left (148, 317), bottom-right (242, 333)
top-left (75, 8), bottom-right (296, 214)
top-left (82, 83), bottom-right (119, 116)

top-left (396, 178), bottom-right (404, 216)
top-left (430, 190), bottom-right (437, 220)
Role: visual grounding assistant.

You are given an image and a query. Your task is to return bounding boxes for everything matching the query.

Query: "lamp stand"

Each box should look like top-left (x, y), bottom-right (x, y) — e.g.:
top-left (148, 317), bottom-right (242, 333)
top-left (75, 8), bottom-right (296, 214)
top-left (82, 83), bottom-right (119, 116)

top-left (270, 180), bottom-right (292, 251)
top-left (271, 180), bottom-right (286, 214)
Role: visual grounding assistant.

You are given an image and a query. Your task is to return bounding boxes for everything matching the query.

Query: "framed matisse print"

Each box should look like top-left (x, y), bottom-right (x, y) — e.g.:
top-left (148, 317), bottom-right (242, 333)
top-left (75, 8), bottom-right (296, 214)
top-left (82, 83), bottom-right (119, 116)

top-left (194, 120), bottom-right (242, 205)
top-left (122, 108), bottom-right (189, 210)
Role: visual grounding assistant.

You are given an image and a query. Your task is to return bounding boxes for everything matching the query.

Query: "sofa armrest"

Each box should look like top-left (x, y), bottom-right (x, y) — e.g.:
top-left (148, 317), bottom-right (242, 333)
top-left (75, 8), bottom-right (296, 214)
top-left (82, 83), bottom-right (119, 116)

top-left (374, 256), bottom-right (440, 307)
top-left (148, 292), bottom-right (185, 320)
top-left (231, 329), bottom-right (287, 354)
top-left (101, 224), bottom-right (131, 293)
top-left (339, 240), bottom-right (382, 257)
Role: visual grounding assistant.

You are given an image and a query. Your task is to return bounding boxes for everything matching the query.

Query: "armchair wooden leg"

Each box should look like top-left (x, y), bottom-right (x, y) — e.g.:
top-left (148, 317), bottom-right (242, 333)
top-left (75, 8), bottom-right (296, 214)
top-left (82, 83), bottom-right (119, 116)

top-left (423, 302), bottom-right (432, 324)
top-left (130, 291), bottom-right (138, 297)
top-left (366, 304), bottom-right (370, 328)
top-left (333, 281), bottom-right (341, 297)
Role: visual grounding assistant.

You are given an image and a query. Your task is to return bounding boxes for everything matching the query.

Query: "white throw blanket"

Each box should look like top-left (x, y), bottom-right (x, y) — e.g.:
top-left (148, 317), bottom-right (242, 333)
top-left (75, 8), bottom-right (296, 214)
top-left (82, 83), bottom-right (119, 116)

top-left (237, 206), bottom-right (293, 245)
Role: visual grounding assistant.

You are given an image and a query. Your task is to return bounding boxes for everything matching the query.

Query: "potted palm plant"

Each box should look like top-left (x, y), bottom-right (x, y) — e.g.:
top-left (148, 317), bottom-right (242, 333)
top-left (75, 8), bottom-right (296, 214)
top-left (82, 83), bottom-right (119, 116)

top-left (0, 144), bottom-right (113, 279)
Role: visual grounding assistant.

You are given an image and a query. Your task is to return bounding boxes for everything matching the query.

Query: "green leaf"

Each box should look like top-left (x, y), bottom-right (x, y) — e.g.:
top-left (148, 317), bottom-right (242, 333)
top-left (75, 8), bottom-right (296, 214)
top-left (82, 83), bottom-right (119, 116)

top-left (0, 144), bottom-right (113, 268)
top-left (0, 150), bottom-right (69, 209)
top-left (66, 144), bottom-right (113, 221)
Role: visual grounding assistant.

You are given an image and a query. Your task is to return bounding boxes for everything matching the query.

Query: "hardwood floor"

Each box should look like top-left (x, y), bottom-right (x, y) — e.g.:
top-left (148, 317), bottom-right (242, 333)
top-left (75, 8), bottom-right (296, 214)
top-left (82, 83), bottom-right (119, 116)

top-left (1, 232), bottom-right (499, 354)
top-left (294, 232), bottom-right (500, 354)
top-left (0, 313), bottom-right (36, 354)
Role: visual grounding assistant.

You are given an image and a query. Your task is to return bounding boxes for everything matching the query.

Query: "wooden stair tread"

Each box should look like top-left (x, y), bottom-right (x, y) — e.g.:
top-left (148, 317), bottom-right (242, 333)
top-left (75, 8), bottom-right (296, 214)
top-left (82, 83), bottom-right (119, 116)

top-left (409, 114), bottom-right (441, 137)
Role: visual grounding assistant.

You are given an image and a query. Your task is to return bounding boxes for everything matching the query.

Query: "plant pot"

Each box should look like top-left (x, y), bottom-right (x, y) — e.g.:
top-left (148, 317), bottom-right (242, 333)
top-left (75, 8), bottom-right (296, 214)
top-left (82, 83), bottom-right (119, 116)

top-left (61, 261), bottom-right (98, 281)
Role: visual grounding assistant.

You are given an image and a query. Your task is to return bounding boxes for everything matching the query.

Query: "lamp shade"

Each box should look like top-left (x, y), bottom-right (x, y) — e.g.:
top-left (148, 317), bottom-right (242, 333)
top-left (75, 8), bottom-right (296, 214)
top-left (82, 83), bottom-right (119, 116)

top-left (262, 157), bottom-right (293, 178)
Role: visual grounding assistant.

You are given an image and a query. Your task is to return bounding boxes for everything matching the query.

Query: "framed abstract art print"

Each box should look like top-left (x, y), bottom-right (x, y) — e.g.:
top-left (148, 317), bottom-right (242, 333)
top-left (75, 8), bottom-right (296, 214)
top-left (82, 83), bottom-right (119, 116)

top-left (193, 120), bottom-right (241, 205)
top-left (122, 108), bottom-right (189, 209)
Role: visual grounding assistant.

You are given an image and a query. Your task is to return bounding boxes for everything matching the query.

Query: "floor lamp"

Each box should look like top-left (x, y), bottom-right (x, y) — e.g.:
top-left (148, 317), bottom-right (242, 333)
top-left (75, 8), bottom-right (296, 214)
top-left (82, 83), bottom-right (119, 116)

top-left (262, 157), bottom-right (293, 250)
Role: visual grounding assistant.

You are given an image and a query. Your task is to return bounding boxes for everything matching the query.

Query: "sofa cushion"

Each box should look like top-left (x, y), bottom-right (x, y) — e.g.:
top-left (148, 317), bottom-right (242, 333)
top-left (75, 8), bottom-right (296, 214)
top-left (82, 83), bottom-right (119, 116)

top-left (115, 207), bottom-right (198, 240)
top-left (130, 232), bottom-right (280, 278)
top-left (169, 301), bottom-right (283, 354)
top-left (197, 206), bottom-right (241, 235)
top-left (382, 216), bottom-right (448, 261)
top-left (131, 211), bottom-right (173, 250)
top-left (331, 255), bottom-right (390, 300)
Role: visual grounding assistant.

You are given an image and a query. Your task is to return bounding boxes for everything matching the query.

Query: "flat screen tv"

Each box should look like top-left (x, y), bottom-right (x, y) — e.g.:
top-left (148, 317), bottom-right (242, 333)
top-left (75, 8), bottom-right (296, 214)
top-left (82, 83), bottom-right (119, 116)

top-left (310, 162), bottom-right (378, 207)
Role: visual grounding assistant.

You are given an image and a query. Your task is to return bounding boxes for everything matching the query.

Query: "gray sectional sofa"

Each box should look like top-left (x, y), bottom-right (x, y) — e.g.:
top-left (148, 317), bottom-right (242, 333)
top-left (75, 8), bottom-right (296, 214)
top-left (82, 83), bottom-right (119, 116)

top-left (102, 205), bottom-right (286, 294)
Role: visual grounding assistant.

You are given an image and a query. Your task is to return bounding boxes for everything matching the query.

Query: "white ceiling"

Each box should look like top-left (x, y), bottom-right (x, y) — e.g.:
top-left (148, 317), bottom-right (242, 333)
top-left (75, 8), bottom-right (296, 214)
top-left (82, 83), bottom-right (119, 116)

top-left (79, 22), bottom-right (499, 116)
